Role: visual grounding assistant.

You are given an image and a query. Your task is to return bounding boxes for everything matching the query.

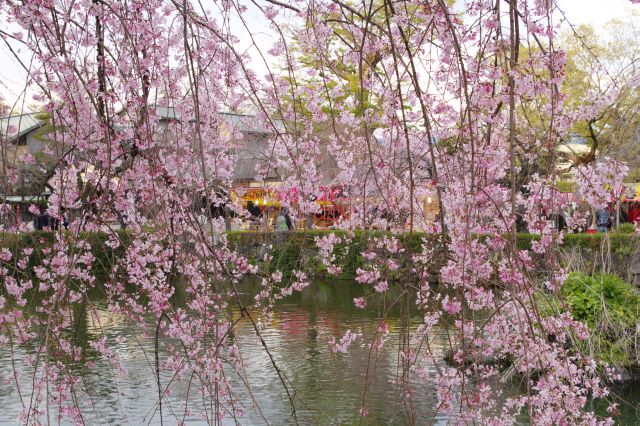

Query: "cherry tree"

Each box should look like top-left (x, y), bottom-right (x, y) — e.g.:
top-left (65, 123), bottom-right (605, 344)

top-left (0, 0), bottom-right (637, 424)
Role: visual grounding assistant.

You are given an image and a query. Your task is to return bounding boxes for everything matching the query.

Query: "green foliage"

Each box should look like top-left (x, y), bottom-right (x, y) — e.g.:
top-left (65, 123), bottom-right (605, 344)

top-left (616, 223), bottom-right (636, 234)
top-left (269, 242), bottom-right (309, 278)
top-left (560, 20), bottom-right (640, 175)
top-left (0, 230), bottom-right (132, 283)
top-left (563, 273), bottom-right (638, 329)
top-left (514, 233), bottom-right (541, 250)
top-left (562, 272), bottom-right (639, 367)
top-left (5, 230), bottom-right (638, 282)
top-left (33, 112), bottom-right (51, 121)
top-left (515, 232), bottom-right (638, 253)
top-left (226, 230), bottom-right (430, 280)
top-left (554, 180), bottom-right (576, 193)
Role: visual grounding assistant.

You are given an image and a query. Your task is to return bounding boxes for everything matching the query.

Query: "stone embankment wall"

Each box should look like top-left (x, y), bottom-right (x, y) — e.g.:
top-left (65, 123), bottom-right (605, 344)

top-left (1, 230), bottom-right (638, 284)
top-left (228, 231), bottom-right (640, 284)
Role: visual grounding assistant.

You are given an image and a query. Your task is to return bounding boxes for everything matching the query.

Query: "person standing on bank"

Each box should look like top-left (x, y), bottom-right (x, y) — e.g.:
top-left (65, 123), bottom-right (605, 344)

top-left (596, 206), bottom-right (611, 233)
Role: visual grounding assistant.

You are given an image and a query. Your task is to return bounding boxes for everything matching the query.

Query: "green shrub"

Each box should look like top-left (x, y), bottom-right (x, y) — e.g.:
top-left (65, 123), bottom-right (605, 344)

top-left (554, 180), bottom-right (576, 193)
top-left (562, 272), bottom-right (639, 366)
top-left (616, 223), bottom-right (636, 234)
top-left (563, 273), bottom-right (638, 328)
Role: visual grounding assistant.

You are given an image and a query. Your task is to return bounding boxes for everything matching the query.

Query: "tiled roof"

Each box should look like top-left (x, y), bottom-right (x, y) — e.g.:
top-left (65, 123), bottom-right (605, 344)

top-left (0, 113), bottom-right (46, 142)
top-left (153, 106), bottom-right (283, 180)
top-left (154, 106), bottom-right (284, 134)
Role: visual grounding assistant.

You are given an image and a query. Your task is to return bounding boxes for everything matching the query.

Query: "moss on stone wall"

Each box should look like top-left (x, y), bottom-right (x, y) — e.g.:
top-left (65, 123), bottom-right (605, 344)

top-left (0, 230), bottom-right (131, 282)
top-left (1, 230), bottom-right (638, 281)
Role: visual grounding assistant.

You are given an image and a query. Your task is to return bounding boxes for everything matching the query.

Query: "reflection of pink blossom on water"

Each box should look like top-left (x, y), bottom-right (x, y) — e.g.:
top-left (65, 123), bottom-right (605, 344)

top-left (279, 311), bottom-right (310, 337)
top-left (353, 297), bottom-right (366, 309)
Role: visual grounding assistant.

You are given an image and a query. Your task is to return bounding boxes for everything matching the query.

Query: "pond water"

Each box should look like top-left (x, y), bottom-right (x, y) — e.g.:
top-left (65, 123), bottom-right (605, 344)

top-left (0, 281), bottom-right (637, 424)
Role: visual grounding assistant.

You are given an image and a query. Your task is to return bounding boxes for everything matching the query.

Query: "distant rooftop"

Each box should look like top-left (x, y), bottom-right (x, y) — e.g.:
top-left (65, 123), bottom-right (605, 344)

top-left (154, 106), bottom-right (284, 134)
top-left (0, 113), bottom-right (46, 142)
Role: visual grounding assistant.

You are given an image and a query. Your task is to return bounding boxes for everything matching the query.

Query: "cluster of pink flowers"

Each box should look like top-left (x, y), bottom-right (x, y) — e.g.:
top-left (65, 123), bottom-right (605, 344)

top-left (352, 236), bottom-right (407, 301)
top-left (573, 158), bottom-right (629, 209)
top-left (328, 329), bottom-right (360, 354)
top-left (314, 232), bottom-right (348, 275)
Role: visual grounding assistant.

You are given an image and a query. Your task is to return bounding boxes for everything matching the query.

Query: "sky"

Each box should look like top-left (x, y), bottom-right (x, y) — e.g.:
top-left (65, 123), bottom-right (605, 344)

top-left (0, 0), bottom-right (638, 113)
top-left (556, 0), bottom-right (638, 27)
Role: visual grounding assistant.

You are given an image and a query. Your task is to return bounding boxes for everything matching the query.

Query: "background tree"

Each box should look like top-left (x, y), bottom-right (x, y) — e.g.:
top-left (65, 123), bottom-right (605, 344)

top-left (561, 18), bottom-right (640, 175)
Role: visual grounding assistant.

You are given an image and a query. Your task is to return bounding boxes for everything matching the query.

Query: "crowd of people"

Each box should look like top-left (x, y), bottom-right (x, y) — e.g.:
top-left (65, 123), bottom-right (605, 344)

top-left (31, 206), bottom-right (69, 231)
top-left (595, 201), bottom-right (640, 232)
top-left (543, 201), bottom-right (640, 234)
top-left (24, 194), bottom-right (640, 233)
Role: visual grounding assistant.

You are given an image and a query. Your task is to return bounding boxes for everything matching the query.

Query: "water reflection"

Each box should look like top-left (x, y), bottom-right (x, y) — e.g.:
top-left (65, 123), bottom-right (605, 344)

top-left (226, 282), bottom-right (452, 425)
top-left (0, 281), bottom-right (637, 424)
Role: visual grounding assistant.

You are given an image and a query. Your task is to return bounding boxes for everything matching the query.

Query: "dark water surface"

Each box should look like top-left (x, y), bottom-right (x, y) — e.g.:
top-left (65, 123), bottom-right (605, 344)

top-left (0, 281), bottom-right (637, 424)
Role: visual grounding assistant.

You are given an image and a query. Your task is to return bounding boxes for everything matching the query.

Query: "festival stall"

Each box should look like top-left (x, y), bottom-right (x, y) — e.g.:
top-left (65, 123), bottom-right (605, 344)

top-left (314, 185), bottom-right (349, 228)
top-left (232, 185), bottom-right (351, 229)
top-left (620, 183), bottom-right (640, 225)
